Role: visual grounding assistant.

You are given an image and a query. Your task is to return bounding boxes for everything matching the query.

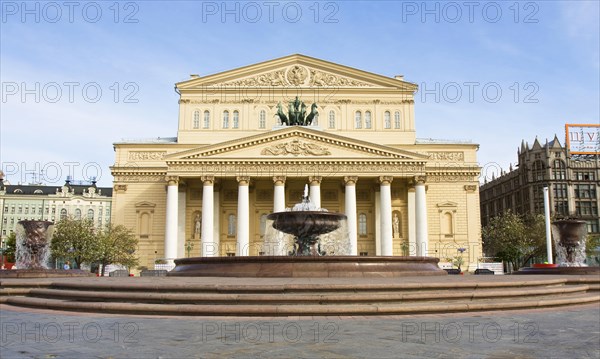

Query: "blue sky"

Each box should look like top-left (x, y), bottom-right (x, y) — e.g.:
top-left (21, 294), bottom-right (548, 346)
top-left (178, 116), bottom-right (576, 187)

top-left (1, 0), bottom-right (599, 187)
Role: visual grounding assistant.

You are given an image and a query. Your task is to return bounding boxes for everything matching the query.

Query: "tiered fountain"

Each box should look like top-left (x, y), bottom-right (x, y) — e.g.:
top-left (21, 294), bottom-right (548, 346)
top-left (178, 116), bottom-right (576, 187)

top-left (517, 219), bottom-right (599, 275)
top-left (169, 186), bottom-right (445, 277)
top-left (0, 220), bottom-right (91, 278)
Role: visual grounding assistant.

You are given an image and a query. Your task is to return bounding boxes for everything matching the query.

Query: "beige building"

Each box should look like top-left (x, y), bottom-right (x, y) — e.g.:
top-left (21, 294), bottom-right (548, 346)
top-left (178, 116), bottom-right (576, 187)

top-left (110, 55), bottom-right (482, 270)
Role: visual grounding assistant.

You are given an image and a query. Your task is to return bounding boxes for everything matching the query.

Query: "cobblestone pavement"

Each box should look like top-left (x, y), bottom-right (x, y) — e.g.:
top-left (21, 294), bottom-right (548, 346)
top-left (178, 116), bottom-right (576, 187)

top-left (1, 303), bottom-right (599, 359)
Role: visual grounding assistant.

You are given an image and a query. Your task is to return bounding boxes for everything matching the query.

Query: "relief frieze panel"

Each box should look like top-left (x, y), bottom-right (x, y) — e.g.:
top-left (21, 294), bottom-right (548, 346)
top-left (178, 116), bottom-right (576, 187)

top-left (128, 151), bottom-right (166, 161)
top-left (427, 152), bottom-right (465, 162)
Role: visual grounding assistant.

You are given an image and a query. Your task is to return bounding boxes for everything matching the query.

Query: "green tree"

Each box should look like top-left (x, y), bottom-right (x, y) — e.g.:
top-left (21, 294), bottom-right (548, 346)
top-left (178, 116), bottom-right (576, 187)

top-left (94, 224), bottom-right (138, 276)
top-left (50, 217), bottom-right (97, 269)
top-left (482, 211), bottom-right (547, 271)
top-left (3, 232), bottom-right (17, 263)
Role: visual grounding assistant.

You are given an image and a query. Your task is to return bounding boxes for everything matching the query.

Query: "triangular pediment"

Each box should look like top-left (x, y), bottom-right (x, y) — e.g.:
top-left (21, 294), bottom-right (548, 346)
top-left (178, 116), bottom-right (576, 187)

top-left (176, 54), bottom-right (417, 91)
top-left (437, 201), bottom-right (458, 208)
top-left (166, 127), bottom-right (428, 162)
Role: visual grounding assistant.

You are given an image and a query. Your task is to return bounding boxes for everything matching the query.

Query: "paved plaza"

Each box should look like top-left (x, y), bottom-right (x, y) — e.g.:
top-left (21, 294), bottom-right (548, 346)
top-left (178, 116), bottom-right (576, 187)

top-left (1, 301), bottom-right (599, 358)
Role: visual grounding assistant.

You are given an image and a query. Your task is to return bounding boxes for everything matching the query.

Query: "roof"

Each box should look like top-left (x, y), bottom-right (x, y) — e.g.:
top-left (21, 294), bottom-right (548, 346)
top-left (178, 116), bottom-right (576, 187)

top-left (2, 184), bottom-right (113, 197)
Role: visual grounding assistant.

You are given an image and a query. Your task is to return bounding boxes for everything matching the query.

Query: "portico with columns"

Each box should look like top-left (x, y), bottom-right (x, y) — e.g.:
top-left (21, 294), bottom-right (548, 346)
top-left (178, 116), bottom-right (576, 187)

top-left (111, 54), bottom-right (482, 271)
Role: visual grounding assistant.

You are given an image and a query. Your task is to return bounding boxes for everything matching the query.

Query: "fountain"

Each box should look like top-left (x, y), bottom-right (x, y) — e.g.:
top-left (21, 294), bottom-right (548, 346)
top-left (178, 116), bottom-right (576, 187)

top-left (516, 219), bottom-right (599, 275)
top-left (170, 185), bottom-right (445, 277)
top-left (0, 220), bottom-right (92, 278)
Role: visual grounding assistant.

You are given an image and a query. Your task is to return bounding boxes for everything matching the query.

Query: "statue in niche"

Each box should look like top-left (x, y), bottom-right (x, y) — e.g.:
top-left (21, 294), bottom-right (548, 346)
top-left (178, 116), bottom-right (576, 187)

top-left (194, 213), bottom-right (201, 237)
top-left (275, 96), bottom-right (318, 126)
top-left (393, 213), bottom-right (400, 238)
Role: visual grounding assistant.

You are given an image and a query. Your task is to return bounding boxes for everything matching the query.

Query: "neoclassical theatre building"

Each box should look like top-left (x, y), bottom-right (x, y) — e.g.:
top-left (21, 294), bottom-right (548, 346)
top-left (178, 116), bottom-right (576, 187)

top-left (111, 55), bottom-right (482, 269)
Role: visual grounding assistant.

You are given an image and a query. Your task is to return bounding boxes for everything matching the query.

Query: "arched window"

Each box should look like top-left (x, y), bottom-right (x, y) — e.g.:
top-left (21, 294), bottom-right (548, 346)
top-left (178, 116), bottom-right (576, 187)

top-left (222, 111), bottom-right (229, 129)
top-left (355, 111), bottom-right (362, 129)
top-left (394, 111), bottom-right (401, 129)
top-left (259, 214), bottom-right (267, 236)
top-left (553, 160), bottom-right (566, 180)
top-left (203, 110), bottom-right (210, 129)
top-left (259, 110), bottom-right (266, 129)
top-left (358, 213), bottom-right (367, 235)
top-left (75, 208), bottom-right (82, 220)
top-left (193, 110), bottom-right (200, 129)
top-left (328, 110), bottom-right (335, 129)
top-left (232, 110), bottom-right (239, 128)
top-left (384, 111), bottom-right (391, 129)
top-left (87, 209), bottom-right (94, 220)
top-left (60, 208), bottom-right (67, 220)
top-left (227, 214), bottom-right (236, 236)
top-left (365, 111), bottom-right (372, 129)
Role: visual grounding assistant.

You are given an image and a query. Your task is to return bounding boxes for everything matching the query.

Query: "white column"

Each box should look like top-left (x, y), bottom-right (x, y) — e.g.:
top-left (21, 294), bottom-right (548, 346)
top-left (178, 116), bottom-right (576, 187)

top-left (543, 186), bottom-right (553, 264)
top-left (415, 176), bottom-right (428, 257)
top-left (164, 177), bottom-right (178, 263)
top-left (309, 176), bottom-right (322, 208)
top-left (375, 188), bottom-right (381, 256)
top-left (236, 176), bottom-right (250, 256)
top-left (273, 176), bottom-right (286, 212)
top-left (177, 188), bottom-right (186, 258)
top-left (201, 176), bottom-right (215, 257)
top-left (379, 176), bottom-right (393, 256)
top-left (344, 177), bottom-right (358, 255)
top-left (408, 186), bottom-right (416, 256)
top-left (213, 189), bottom-right (220, 256)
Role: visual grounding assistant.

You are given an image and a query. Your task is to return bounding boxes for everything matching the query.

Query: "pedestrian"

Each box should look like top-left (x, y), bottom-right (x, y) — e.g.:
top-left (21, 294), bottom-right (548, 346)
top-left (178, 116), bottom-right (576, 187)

top-left (63, 261), bottom-right (70, 270)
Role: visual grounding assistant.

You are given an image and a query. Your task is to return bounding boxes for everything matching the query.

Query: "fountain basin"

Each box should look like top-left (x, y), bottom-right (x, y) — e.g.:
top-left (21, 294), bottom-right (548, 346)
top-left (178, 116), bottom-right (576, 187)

top-left (268, 211), bottom-right (346, 237)
top-left (168, 256), bottom-right (446, 277)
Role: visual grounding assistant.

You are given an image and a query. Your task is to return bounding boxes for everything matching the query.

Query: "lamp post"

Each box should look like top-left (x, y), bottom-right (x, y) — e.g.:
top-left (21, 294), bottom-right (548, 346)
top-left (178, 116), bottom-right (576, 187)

top-left (185, 240), bottom-right (194, 258)
top-left (0, 239), bottom-right (5, 269)
top-left (543, 185), bottom-right (553, 264)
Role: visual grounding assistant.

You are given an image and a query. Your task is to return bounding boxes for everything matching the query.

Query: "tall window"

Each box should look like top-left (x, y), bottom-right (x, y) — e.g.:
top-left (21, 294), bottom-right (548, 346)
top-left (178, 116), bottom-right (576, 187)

top-left (203, 110), bottom-right (210, 129)
top-left (552, 160), bottom-right (566, 180)
top-left (227, 214), bottom-right (236, 236)
top-left (87, 209), bottom-right (94, 220)
top-left (358, 213), bottom-right (367, 235)
top-left (75, 208), bottom-right (82, 220)
top-left (193, 110), bottom-right (200, 129)
top-left (384, 111), bottom-right (391, 129)
top-left (365, 111), bottom-right (372, 129)
top-left (222, 111), bottom-right (229, 129)
top-left (233, 110), bottom-right (239, 129)
top-left (328, 110), bottom-right (335, 129)
top-left (553, 183), bottom-right (568, 198)
top-left (355, 111), bottom-right (362, 129)
top-left (532, 160), bottom-right (545, 181)
top-left (259, 110), bottom-right (266, 129)
top-left (394, 111), bottom-right (401, 129)
top-left (443, 212), bottom-right (453, 235)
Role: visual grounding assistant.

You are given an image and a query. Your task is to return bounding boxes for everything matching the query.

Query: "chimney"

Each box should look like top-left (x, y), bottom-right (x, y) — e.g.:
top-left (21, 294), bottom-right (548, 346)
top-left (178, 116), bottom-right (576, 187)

top-left (395, 75), bottom-right (404, 81)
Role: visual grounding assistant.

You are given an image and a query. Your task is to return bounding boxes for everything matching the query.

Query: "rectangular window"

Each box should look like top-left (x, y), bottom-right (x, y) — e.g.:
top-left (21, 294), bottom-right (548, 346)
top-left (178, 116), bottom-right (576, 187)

top-left (3, 206), bottom-right (7, 213)
top-left (575, 184), bottom-right (596, 199)
top-left (576, 201), bottom-right (598, 216)
top-left (587, 220), bottom-right (599, 233)
top-left (554, 201), bottom-right (568, 216)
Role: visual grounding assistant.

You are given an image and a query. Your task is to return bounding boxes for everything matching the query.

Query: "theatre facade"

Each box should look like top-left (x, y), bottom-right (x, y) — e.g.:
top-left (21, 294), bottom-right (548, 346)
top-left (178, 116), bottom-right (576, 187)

top-left (110, 55), bottom-right (482, 270)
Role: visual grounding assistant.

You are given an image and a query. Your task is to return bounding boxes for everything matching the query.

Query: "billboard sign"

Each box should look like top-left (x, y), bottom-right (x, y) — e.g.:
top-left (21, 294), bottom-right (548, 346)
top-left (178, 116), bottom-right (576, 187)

top-left (565, 124), bottom-right (600, 155)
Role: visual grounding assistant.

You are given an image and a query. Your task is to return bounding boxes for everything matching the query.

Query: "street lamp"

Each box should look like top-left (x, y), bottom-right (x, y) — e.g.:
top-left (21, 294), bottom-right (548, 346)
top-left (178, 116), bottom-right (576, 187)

top-left (185, 240), bottom-right (194, 258)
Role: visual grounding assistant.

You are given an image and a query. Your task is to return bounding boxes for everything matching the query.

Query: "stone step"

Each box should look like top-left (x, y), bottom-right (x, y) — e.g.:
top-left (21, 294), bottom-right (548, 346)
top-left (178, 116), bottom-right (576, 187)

top-left (40, 278), bottom-right (570, 294)
top-left (4, 292), bottom-right (599, 316)
top-left (25, 285), bottom-right (590, 305)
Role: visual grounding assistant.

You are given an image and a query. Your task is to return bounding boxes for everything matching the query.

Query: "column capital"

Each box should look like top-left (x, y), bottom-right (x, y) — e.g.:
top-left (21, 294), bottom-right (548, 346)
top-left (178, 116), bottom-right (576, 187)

top-left (309, 176), bottom-right (323, 185)
top-left (379, 176), bottom-right (394, 185)
top-left (273, 176), bottom-right (286, 186)
top-left (464, 184), bottom-right (477, 192)
top-left (200, 176), bottom-right (215, 185)
top-left (236, 176), bottom-right (250, 186)
top-left (165, 176), bottom-right (179, 186)
top-left (412, 175), bottom-right (427, 185)
top-left (344, 176), bottom-right (358, 185)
